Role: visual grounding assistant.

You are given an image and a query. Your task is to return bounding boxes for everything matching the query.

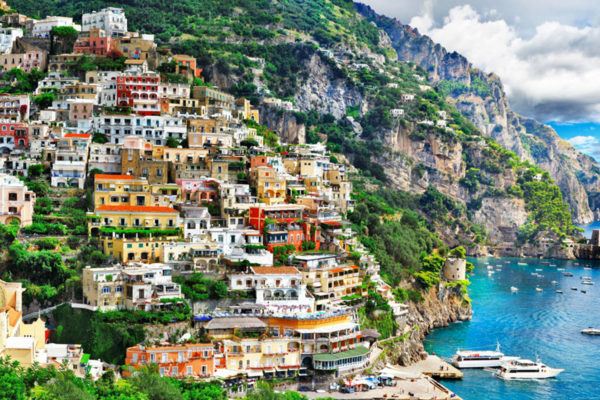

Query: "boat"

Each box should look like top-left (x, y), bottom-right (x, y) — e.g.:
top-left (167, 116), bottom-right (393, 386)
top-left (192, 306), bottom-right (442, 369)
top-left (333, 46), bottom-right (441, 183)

top-left (557, 268), bottom-right (565, 271)
top-left (581, 290), bottom-right (587, 294)
top-left (495, 359), bottom-right (563, 380)
top-left (581, 276), bottom-right (592, 280)
top-left (563, 272), bottom-right (574, 277)
top-left (551, 280), bottom-right (558, 285)
top-left (582, 281), bottom-right (595, 285)
top-left (556, 290), bottom-right (563, 294)
top-left (535, 268), bottom-right (543, 272)
top-left (517, 262), bottom-right (527, 266)
top-left (536, 288), bottom-right (543, 292)
top-left (571, 287), bottom-right (578, 291)
top-left (581, 328), bottom-right (600, 335)
top-left (550, 264), bottom-right (557, 267)
top-left (511, 287), bottom-right (519, 293)
top-left (531, 272), bottom-right (538, 276)
top-left (584, 267), bottom-right (592, 270)
top-left (487, 266), bottom-right (494, 270)
top-left (451, 344), bottom-right (519, 369)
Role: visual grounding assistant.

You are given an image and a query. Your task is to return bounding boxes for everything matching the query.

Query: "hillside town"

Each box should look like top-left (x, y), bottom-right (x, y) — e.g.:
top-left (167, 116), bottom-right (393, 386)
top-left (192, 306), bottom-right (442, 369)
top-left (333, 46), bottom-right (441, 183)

top-left (0, 5), bottom-right (472, 398)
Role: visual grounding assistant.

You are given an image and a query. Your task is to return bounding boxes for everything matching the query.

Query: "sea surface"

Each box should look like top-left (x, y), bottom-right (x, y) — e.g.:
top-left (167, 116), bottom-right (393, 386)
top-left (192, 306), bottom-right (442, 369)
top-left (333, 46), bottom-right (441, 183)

top-left (424, 257), bottom-right (600, 400)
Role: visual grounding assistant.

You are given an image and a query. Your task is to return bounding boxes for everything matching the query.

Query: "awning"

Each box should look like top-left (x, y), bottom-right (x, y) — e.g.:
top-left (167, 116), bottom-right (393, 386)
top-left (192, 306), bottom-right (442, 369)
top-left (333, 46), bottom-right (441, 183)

top-left (214, 368), bottom-right (243, 379)
top-left (80, 353), bottom-right (91, 364)
top-left (295, 322), bottom-right (357, 334)
top-left (247, 370), bottom-right (263, 378)
top-left (313, 346), bottom-right (370, 362)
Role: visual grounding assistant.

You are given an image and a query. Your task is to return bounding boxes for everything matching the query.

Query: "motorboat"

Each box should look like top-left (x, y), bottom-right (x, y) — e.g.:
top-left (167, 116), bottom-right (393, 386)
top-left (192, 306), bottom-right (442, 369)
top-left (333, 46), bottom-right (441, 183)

top-left (551, 281), bottom-right (558, 285)
top-left (555, 290), bottom-right (563, 294)
top-left (495, 359), bottom-right (563, 380)
top-left (581, 290), bottom-right (587, 294)
top-left (563, 272), bottom-right (574, 277)
top-left (557, 268), bottom-right (565, 271)
top-left (536, 288), bottom-right (543, 292)
top-left (584, 267), bottom-right (592, 270)
top-left (581, 328), bottom-right (600, 335)
top-left (535, 268), bottom-right (543, 272)
top-left (451, 343), bottom-right (519, 369)
top-left (571, 287), bottom-right (578, 291)
top-left (582, 281), bottom-right (595, 285)
top-left (511, 287), bottom-right (519, 293)
top-left (581, 276), bottom-right (592, 280)
top-left (517, 262), bottom-right (527, 266)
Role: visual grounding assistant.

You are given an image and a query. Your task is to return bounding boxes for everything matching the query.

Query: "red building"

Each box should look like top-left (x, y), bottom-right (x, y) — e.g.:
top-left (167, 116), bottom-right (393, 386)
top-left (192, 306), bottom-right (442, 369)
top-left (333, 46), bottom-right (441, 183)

top-left (116, 74), bottom-right (160, 116)
top-left (73, 29), bottom-right (113, 56)
top-left (0, 122), bottom-right (28, 148)
top-left (248, 204), bottom-right (304, 232)
top-left (124, 343), bottom-right (214, 378)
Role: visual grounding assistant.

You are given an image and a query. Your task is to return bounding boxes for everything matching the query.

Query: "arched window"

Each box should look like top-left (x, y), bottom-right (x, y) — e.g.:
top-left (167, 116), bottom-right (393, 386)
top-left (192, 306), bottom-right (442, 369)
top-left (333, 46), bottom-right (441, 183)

top-left (102, 286), bottom-right (111, 294)
top-left (115, 286), bottom-right (123, 293)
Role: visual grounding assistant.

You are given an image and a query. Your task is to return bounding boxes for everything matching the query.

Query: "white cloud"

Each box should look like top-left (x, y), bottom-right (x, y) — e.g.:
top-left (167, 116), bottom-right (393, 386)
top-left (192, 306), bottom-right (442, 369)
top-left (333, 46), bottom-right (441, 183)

top-left (410, 4), bottom-right (600, 122)
top-left (568, 136), bottom-right (600, 158)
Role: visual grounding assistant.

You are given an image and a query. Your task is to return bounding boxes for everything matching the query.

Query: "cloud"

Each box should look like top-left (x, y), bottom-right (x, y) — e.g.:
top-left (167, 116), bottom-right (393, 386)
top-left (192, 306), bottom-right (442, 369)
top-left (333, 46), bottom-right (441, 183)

top-left (410, 4), bottom-right (600, 122)
top-left (568, 135), bottom-right (600, 158)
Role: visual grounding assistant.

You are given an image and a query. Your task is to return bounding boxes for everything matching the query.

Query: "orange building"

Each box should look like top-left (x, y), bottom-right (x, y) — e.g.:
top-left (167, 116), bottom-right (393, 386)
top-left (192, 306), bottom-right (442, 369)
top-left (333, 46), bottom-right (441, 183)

top-left (124, 343), bottom-right (215, 378)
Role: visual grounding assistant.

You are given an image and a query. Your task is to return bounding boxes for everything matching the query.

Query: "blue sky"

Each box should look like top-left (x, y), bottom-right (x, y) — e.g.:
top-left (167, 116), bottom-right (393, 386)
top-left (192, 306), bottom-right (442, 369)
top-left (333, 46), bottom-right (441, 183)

top-left (549, 122), bottom-right (600, 161)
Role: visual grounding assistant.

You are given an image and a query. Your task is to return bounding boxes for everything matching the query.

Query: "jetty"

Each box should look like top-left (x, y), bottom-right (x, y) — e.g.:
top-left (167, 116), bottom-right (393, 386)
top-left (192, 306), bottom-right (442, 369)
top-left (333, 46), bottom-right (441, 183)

top-left (394, 355), bottom-right (463, 379)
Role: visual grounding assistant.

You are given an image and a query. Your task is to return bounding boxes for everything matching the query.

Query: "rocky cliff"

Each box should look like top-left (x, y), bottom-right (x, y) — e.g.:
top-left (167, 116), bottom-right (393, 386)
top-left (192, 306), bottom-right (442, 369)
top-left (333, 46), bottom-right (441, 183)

top-left (387, 283), bottom-right (472, 366)
top-left (259, 104), bottom-right (306, 144)
top-left (356, 3), bottom-right (600, 224)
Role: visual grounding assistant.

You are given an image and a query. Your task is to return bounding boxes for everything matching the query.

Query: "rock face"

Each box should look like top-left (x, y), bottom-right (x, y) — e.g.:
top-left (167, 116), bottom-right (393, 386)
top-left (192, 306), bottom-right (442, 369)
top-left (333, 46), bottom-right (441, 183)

top-left (259, 104), bottom-right (306, 144)
top-left (294, 52), bottom-right (362, 119)
top-left (393, 283), bottom-right (472, 366)
top-left (356, 3), bottom-right (600, 224)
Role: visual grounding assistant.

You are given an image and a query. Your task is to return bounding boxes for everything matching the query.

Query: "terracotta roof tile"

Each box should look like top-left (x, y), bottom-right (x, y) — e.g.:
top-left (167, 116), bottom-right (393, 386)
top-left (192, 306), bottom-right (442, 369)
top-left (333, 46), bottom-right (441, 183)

top-left (251, 266), bottom-right (300, 275)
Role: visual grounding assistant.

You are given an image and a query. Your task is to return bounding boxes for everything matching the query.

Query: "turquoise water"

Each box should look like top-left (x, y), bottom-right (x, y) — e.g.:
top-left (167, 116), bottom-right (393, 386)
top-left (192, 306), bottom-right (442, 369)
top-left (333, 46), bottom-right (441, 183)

top-left (424, 257), bottom-right (600, 400)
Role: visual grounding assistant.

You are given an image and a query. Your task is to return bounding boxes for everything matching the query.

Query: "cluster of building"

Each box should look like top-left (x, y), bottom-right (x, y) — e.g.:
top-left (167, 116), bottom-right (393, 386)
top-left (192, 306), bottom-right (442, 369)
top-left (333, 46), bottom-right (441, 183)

top-left (0, 6), bottom-right (473, 385)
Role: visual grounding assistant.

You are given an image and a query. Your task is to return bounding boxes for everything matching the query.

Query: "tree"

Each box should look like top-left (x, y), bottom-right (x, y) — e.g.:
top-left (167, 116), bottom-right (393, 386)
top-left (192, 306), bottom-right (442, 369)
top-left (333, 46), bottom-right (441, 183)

top-left (92, 132), bottom-right (108, 144)
top-left (240, 138), bottom-right (258, 148)
top-left (129, 366), bottom-right (184, 400)
top-left (27, 164), bottom-right (44, 178)
top-left (166, 137), bottom-right (180, 148)
top-left (0, 358), bottom-right (26, 400)
top-left (33, 92), bottom-right (55, 109)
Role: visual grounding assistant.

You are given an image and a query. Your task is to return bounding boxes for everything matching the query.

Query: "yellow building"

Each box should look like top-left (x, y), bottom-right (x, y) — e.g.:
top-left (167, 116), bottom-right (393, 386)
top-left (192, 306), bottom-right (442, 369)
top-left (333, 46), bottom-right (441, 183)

top-left (0, 280), bottom-right (46, 368)
top-left (103, 236), bottom-right (174, 264)
top-left (235, 98), bottom-right (259, 123)
top-left (250, 167), bottom-right (286, 205)
top-left (221, 338), bottom-right (300, 379)
top-left (87, 204), bottom-right (180, 237)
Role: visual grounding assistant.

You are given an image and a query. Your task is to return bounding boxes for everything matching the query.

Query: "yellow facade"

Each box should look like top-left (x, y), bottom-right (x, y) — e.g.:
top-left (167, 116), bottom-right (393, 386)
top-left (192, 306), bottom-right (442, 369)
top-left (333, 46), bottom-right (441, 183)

top-left (223, 338), bottom-right (300, 372)
top-left (103, 237), bottom-right (174, 264)
top-left (250, 167), bottom-right (286, 204)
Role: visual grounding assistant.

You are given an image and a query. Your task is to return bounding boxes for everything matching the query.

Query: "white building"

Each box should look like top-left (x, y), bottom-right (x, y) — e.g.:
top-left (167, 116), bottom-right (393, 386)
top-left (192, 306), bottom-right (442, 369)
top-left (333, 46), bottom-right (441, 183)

top-left (159, 82), bottom-right (190, 99)
top-left (51, 133), bottom-right (91, 189)
top-left (390, 108), bottom-right (404, 117)
top-left (31, 16), bottom-right (81, 38)
top-left (34, 72), bottom-right (79, 95)
top-left (81, 7), bottom-right (127, 38)
top-left (93, 114), bottom-right (186, 146)
top-left (229, 266), bottom-right (313, 312)
top-left (88, 143), bottom-right (122, 173)
top-left (181, 206), bottom-right (211, 238)
top-left (0, 28), bottom-right (23, 54)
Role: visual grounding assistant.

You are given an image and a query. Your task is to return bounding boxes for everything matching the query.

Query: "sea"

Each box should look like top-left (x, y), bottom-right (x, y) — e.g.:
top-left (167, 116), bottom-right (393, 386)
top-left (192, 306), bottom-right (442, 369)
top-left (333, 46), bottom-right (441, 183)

top-left (424, 257), bottom-right (600, 400)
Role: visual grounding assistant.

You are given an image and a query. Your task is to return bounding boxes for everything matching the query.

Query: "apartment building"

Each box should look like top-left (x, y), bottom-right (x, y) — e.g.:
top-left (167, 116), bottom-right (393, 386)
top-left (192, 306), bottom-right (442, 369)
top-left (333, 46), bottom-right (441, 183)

top-left (81, 7), bottom-right (127, 38)
top-left (73, 28), bottom-right (113, 56)
top-left (249, 166), bottom-right (287, 204)
top-left (82, 263), bottom-right (181, 311)
top-left (160, 240), bottom-right (221, 273)
top-left (0, 173), bottom-right (35, 225)
top-left (88, 143), bottom-right (122, 173)
top-left (0, 27), bottom-right (22, 53)
top-left (94, 114), bottom-right (186, 146)
top-left (116, 73), bottom-right (160, 116)
top-left (125, 343), bottom-right (214, 378)
top-left (0, 94), bottom-right (30, 121)
top-left (0, 121), bottom-right (28, 149)
top-left (31, 16), bottom-right (80, 38)
top-left (120, 137), bottom-right (169, 184)
top-left (51, 133), bottom-right (91, 189)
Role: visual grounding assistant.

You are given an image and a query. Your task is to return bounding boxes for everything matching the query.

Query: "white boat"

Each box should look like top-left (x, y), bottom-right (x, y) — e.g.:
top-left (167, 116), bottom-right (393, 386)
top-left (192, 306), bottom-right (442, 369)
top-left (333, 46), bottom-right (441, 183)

top-left (581, 276), bottom-right (592, 280)
top-left (584, 267), bottom-right (592, 270)
top-left (451, 344), bottom-right (519, 369)
top-left (557, 268), bottom-right (565, 271)
top-left (536, 288), bottom-right (543, 292)
top-left (511, 287), bottom-right (519, 293)
top-left (581, 328), bottom-right (600, 335)
top-left (556, 290), bottom-right (563, 294)
top-left (551, 281), bottom-right (558, 285)
top-left (582, 281), bottom-right (595, 285)
top-left (535, 268), bottom-right (543, 272)
top-left (550, 264), bottom-right (557, 267)
top-left (487, 266), bottom-right (494, 270)
top-left (517, 262), bottom-right (527, 266)
top-left (495, 359), bottom-right (563, 380)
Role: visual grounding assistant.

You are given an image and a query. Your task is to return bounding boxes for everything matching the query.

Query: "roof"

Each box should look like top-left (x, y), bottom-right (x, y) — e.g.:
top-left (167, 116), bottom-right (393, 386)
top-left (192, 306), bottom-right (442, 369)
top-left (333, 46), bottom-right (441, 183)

top-left (64, 133), bottom-right (91, 138)
top-left (95, 174), bottom-right (135, 181)
top-left (5, 336), bottom-right (35, 349)
top-left (250, 266), bottom-right (300, 275)
top-left (295, 322), bottom-right (357, 334)
top-left (96, 205), bottom-right (178, 213)
top-left (204, 317), bottom-right (266, 330)
top-left (313, 346), bottom-right (370, 362)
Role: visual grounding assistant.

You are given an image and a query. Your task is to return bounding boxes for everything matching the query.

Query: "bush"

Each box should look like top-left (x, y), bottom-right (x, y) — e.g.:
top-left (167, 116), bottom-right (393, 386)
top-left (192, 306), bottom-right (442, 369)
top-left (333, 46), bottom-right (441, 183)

top-left (34, 237), bottom-right (60, 250)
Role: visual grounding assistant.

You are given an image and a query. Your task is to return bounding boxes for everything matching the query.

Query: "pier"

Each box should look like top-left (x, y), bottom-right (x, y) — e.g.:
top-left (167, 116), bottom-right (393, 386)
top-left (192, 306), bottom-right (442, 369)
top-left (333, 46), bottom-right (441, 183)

top-left (403, 355), bottom-right (464, 380)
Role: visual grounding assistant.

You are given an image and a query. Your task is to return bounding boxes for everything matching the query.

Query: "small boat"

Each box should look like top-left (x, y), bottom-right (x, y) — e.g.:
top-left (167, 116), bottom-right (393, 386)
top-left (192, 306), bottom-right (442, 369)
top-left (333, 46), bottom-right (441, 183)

top-left (517, 262), bottom-right (527, 266)
top-left (556, 290), bottom-right (563, 294)
top-left (581, 328), bottom-right (600, 335)
top-left (536, 288), bottom-right (543, 292)
top-left (511, 287), bottom-right (519, 293)
top-left (575, 263), bottom-right (580, 266)
top-left (451, 343), bottom-right (519, 369)
top-left (571, 287), bottom-right (578, 291)
top-left (495, 359), bottom-right (563, 380)
top-left (550, 264), bottom-right (557, 267)
top-left (487, 266), bottom-right (494, 270)
top-left (582, 281), bottom-right (595, 285)
top-left (584, 267), bottom-right (592, 270)
top-left (581, 276), bottom-right (592, 280)
top-left (551, 280), bottom-right (558, 285)
top-left (557, 268), bottom-right (565, 271)
top-left (581, 290), bottom-right (587, 294)
top-left (531, 272), bottom-right (538, 276)
top-left (563, 272), bottom-right (574, 277)
top-left (535, 268), bottom-right (543, 272)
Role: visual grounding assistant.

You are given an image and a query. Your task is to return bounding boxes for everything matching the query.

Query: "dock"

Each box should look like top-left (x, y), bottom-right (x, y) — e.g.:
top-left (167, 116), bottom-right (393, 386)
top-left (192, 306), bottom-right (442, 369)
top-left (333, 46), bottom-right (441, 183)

top-left (391, 355), bottom-right (463, 380)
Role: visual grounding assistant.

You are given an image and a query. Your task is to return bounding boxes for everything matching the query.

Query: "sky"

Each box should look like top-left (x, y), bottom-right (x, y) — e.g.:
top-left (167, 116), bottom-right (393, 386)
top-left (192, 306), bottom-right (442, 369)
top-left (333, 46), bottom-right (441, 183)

top-left (361, 0), bottom-right (600, 160)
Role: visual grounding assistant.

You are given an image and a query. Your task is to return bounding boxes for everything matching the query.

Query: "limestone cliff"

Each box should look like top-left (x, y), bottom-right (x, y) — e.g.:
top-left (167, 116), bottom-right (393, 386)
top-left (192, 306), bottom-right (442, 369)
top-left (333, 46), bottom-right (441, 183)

top-left (356, 3), bottom-right (600, 224)
top-left (259, 104), bottom-right (306, 144)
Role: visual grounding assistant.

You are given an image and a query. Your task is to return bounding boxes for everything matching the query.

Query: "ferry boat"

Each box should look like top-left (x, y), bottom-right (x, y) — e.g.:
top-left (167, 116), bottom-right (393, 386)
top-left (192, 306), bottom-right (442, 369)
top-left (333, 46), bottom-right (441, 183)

top-left (495, 359), bottom-right (563, 380)
top-left (451, 344), bottom-right (519, 369)
top-left (581, 328), bottom-right (600, 335)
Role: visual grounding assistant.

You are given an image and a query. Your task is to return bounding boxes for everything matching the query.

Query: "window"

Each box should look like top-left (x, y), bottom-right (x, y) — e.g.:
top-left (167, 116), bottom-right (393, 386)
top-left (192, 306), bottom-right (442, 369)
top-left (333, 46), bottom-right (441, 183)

top-left (168, 219), bottom-right (174, 227)
top-left (201, 365), bottom-right (207, 375)
top-left (187, 366), bottom-right (193, 376)
top-left (159, 367), bottom-right (165, 376)
top-left (154, 219), bottom-right (160, 227)
top-left (172, 366), bottom-right (178, 376)
top-left (101, 286), bottom-right (110, 294)
top-left (162, 353), bottom-right (168, 362)
top-left (150, 353), bottom-right (156, 362)
top-left (8, 192), bottom-right (17, 201)
top-left (115, 286), bottom-right (123, 293)
top-left (132, 353), bottom-right (138, 363)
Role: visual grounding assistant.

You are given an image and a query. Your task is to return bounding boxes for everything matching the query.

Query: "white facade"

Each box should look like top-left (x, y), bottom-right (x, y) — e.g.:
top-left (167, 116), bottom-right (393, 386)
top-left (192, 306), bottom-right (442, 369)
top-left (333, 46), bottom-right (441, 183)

top-left (34, 72), bottom-right (79, 95)
top-left (81, 7), bottom-right (127, 37)
top-left (159, 82), bottom-right (190, 99)
top-left (0, 28), bottom-right (23, 54)
top-left (93, 114), bottom-right (186, 146)
top-left (88, 143), bottom-right (122, 173)
top-left (31, 16), bottom-right (81, 38)
top-left (51, 160), bottom-right (87, 189)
